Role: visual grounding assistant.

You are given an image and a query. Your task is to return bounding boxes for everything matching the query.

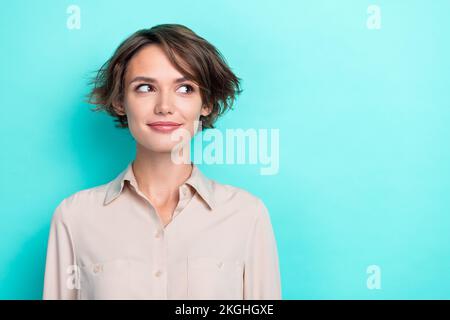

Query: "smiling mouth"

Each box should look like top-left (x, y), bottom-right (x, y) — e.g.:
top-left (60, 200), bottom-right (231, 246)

top-left (147, 122), bottom-right (182, 133)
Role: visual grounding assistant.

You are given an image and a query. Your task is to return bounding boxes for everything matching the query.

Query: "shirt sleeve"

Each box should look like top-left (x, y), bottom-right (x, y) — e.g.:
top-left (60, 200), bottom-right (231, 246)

top-left (42, 202), bottom-right (79, 300)
top-left (243, 199), bottom-right (282, 299)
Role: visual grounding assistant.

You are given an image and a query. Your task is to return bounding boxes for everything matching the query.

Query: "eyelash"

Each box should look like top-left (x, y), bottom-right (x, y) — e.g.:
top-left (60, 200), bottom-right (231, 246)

top-left (134, 84), bottom-right (195, 94)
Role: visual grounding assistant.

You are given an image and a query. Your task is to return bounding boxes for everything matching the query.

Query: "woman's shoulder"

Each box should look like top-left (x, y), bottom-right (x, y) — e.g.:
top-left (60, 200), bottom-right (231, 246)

top-left (50, 182), bottom-right (110, 222)
top-left (210, 179), bottom-right (269, 218)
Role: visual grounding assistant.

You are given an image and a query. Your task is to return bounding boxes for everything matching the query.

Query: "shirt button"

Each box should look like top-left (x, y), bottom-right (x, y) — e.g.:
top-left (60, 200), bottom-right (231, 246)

top-left (154, 270), bottom-right (163, 277)
top-left (155, 230), bottom-right (163, 239)
top-left (217, 261), bottom-right (223, 269)
top-left (93, 264), bottom-right (103, 274)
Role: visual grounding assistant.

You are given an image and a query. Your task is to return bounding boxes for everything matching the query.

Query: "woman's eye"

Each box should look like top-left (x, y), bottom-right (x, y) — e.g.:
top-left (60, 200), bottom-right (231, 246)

top-left (136, 84), bottom-right (154, 93)
top-left (177, 84), bottom-right (194, 94)
top-left (135, 84), bottom-right (194, 94)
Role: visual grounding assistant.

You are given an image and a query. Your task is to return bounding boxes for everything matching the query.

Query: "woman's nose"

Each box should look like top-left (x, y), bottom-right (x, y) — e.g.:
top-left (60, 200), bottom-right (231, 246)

top-left (154, 90), bottom-right (175, 114)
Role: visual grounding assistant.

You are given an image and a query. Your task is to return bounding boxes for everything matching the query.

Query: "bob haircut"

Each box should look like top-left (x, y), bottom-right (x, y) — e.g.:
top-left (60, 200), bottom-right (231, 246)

top-left (86, 24), bottom-right (242, 130)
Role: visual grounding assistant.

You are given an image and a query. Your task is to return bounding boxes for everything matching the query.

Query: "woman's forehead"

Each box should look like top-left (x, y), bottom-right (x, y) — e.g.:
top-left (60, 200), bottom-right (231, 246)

top-left (125, 45), bottom-right (194, 84)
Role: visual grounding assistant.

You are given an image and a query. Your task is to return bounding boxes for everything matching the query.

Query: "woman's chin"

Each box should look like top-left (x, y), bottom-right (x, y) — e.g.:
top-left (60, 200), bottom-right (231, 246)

top-left (139, 140), bottom-right (185, 154)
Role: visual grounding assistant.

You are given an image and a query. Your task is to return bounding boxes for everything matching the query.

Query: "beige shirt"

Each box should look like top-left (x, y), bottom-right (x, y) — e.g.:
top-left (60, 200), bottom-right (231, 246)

top-left (43, 161), bottom-right (281, 300)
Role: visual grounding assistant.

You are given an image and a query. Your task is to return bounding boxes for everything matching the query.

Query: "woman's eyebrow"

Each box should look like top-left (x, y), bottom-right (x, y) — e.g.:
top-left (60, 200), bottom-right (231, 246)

top-left (128, 76), bottom-right (189, 85)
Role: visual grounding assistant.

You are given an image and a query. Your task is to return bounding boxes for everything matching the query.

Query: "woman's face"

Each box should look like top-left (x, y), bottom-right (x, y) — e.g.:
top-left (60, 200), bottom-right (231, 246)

top-left (118, 44), bottom-right (211, 153)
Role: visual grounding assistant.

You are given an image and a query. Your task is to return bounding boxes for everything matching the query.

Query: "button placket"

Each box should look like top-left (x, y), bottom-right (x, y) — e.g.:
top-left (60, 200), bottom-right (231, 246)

top-left (153, 226), bottom-right (168, 299)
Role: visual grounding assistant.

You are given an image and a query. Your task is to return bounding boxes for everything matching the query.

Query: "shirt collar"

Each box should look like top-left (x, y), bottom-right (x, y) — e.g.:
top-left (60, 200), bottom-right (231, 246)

top-left (103, 161), bottom-right (215, 210)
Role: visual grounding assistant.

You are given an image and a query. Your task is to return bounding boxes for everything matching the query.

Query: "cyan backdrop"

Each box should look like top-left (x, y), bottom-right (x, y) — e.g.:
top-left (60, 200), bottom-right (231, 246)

top-left (1, 0), bottom-right (449, 299)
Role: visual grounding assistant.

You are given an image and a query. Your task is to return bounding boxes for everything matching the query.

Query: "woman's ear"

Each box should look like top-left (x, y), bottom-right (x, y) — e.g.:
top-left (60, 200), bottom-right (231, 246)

top-left (112, 99), bottom-right (126, 116)
top-left (201, 103), bottom-right (213, 117)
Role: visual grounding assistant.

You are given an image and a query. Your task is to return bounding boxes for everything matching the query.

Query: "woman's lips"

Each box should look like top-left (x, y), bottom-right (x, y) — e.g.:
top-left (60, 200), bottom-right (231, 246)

top-left (147, 122), bottom-right (182, 133)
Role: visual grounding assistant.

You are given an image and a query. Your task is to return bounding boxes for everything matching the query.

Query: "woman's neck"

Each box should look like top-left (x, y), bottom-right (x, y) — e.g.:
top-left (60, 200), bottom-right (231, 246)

top-left (132, 143), bottom-right (193, 207)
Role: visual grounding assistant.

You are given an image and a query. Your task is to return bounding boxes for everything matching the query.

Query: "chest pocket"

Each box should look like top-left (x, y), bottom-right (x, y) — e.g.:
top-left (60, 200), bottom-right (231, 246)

top-left (187, 256), bottom-right (244, 300)
top-left (79, 259), bottom-right (154, 299)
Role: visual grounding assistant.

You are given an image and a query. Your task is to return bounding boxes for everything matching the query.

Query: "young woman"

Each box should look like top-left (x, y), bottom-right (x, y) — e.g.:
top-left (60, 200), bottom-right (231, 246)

top-left (43, 24), bottom-right (281, 300)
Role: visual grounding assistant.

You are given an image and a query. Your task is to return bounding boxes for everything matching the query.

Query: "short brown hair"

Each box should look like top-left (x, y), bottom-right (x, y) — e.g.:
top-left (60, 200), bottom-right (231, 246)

top-left (86, 24), bottom-right (242, 130)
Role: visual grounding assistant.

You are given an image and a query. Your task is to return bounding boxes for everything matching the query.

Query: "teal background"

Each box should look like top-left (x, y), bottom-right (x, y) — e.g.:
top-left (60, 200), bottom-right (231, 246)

top-left (1, 0), bottom-right (449, 299)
